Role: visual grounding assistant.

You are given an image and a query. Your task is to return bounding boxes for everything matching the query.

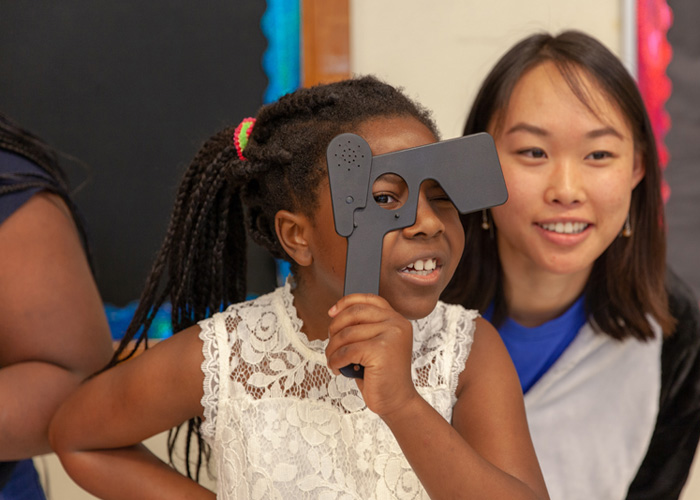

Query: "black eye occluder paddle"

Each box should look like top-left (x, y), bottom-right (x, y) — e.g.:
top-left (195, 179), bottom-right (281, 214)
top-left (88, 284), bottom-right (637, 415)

top-left (326, 132), bottom-right (507, 378)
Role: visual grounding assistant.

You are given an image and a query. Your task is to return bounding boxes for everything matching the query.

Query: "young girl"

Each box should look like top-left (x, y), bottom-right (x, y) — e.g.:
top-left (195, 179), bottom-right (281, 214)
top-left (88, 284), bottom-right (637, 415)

top-left (443, 31), bottom-right (700, 499)
top-left (49, 76), bottom-right (549, 499)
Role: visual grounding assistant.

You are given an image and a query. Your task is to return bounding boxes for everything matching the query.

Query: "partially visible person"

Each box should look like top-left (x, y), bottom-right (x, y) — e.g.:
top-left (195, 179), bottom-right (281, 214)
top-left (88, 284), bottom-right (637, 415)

top-left (442, 30), bottom-right (700, 500)
top-left (0, 113), bottom-right (113, 499)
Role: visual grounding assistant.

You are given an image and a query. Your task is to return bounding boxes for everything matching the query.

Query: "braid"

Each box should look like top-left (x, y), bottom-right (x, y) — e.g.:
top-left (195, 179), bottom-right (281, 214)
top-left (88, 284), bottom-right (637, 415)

top-left (112, 128), bottom-right (245, 361)
top-left (113, 75), bottom-right (438, 480)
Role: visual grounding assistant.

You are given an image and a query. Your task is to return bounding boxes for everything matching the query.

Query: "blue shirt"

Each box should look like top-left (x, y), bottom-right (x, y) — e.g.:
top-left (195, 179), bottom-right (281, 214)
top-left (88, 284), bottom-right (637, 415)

top-left (484, 296), bottom-right (587, 394)
top-left (0, 149), bottom-right (48, 225)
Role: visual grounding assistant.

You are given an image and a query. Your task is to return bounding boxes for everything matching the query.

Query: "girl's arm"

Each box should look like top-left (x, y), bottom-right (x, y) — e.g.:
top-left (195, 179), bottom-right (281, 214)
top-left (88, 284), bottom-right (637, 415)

top-left (49, 325), bottom-right (215, 499)
top-left (0, 193), bottom-right (113, 458)
top-left (326, 295), bottom-right (549, 500)
top-left (385, 317), bottom-right (548, 499)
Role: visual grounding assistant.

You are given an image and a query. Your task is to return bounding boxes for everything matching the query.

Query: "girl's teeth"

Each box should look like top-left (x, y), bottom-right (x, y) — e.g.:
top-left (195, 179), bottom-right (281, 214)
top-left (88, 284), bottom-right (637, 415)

top-left (404, 258), bottom-right (437, 275)
top-left (540, 222), bottom-right (588, 234)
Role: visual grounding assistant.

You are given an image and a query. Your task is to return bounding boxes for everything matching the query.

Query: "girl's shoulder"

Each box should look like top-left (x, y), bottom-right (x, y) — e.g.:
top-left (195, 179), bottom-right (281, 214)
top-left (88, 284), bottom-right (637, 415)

top-left (199, 286), bottom-right (302, 358)
top-left (205, 286), bottom-right (290, 330)
top-left (222, 287), bottom-right (286, 314)
top-left (415, 301), bottom-right (480, 339)
top-left (412, 302), bottom-right (480, 382)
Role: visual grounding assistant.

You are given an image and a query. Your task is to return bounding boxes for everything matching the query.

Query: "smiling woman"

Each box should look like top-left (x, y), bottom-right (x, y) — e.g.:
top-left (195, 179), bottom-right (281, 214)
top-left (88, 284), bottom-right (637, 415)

top-left (443, 30), bottom-right (700, 500)
top-left (490, 61), bottom-right (645, 320)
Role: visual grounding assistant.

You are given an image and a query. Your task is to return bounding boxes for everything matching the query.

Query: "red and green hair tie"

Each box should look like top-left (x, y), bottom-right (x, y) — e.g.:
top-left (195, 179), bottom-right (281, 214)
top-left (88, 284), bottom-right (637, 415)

top-left (233, 117), bottom-right (256, 161)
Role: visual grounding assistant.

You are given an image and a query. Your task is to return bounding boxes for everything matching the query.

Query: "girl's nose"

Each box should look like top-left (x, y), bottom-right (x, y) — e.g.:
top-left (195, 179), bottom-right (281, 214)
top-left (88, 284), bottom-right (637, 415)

top-left (403, 191), bottom-right (445, 239)
top-left (544, 158), bottom-right (586, 206)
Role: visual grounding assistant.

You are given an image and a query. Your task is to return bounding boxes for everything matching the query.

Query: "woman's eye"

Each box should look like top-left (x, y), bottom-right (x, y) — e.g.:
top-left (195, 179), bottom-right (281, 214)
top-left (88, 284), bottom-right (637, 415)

top-left (519, 148), bottom-right (547, 159)
top-left (586, 151), bottom-right (612, 160)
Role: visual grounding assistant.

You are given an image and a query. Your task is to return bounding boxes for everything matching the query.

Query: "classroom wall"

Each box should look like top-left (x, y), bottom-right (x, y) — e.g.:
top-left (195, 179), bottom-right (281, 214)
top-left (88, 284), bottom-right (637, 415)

top-left (349, 0), bottom-right (624, 139)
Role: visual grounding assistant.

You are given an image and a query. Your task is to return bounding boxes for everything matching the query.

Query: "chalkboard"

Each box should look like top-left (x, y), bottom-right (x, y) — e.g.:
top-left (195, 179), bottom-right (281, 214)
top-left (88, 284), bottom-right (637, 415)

top-left (0, 1), bottom-right (277, 305)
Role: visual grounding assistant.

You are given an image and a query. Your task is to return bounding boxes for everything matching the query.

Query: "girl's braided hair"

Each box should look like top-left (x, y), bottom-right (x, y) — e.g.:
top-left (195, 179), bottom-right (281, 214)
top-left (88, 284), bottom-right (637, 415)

top-left (110, 75), bottom-right (438, 479)
top-left (0, 112), bottom-right (91, 261)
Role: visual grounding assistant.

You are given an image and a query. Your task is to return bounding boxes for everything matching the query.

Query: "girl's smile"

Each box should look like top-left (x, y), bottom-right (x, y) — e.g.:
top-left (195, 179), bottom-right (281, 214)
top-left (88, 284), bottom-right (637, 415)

top-left (399, 257), bottom-right (439, 276)
top-left (397, 255), bottom-right (444, 288)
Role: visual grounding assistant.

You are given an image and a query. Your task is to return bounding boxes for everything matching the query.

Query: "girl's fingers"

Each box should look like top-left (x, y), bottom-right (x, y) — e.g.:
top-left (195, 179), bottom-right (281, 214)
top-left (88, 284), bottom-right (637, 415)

top-left (326, 337), bottom-right (366, 373)
top-left (328, 293), bottom-right (390, 318)
top-left (328, 295), bottom-right (394, 338)
top-left (326, 306), bottom-right (410, 375)
top-left (326, 327), bottom-right (395, 374)
top-left (327, 322), bottom-right (388, 360)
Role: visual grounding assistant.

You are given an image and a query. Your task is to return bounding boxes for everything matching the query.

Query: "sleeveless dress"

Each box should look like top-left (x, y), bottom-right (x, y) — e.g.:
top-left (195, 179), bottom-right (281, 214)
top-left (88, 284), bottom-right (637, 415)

top-left (198, 282), bottom-right (476, 499)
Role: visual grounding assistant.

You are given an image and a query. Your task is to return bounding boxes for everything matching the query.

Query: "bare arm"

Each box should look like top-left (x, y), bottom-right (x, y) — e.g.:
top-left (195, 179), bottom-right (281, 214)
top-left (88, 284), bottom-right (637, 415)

top-left (49, 325), bottom-right (215, 499)
top-left (0, 193), bottom-right (113, 458)
top-left (326, 295), bottom-right (549, 499)
top-left (384, 317), bottom-right (548, 499)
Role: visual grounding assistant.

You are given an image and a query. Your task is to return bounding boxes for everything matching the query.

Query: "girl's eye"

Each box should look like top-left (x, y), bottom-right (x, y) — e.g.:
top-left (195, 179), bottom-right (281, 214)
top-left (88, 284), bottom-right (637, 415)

top-left (429, 190), bottom-right (451, 203)
top-left (586, 151), bottom-right (612, 160)
top-left (519, 147), bottom-right (547, 159)
top-left (373, 192), bottom-right (400, 206)
top-left (372, 174), bottom-right (408, 209)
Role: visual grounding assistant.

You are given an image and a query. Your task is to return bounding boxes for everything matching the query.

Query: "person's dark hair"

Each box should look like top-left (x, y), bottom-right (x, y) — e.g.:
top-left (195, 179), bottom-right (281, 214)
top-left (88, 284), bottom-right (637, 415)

top-left (0, 112), bottom-right (90, 260)
top-left (442, 30), bottom-right (675, 341)
top-left (109, 75), bottom-right (438, 480)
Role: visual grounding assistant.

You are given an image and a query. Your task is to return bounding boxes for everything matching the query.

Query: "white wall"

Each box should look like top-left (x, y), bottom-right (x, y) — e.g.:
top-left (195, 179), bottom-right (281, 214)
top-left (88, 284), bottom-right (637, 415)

top-left (350, 0), bottom-right (623, 139)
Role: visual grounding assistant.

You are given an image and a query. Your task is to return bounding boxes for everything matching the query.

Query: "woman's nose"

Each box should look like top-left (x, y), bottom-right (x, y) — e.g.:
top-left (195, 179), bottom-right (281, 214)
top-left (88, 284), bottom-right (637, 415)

top-left (544, 159), bottom-right (586, 206)
top-left (403, 192), bottom-right (445, 239)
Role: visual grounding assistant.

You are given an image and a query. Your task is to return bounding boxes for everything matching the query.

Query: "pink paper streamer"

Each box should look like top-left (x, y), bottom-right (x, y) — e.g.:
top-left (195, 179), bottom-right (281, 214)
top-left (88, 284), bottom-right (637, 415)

top-left (637, 0), bottom-right (673, 203)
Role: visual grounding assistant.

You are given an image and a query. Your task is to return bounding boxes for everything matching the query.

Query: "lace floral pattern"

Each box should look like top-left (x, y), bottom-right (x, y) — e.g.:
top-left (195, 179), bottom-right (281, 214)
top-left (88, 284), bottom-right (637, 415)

top-left (199, 282), bottom-right (476, 499)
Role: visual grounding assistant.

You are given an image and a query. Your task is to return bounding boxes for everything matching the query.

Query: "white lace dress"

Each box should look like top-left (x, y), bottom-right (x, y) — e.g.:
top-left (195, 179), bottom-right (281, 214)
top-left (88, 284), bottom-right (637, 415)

top-left (199, 282), bottom-right (476, 499)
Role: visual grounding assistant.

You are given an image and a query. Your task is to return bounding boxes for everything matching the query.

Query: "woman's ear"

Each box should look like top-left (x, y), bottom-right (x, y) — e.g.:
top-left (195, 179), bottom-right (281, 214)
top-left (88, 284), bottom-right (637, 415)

top-left (275, 210), bottom-right (313, 267)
